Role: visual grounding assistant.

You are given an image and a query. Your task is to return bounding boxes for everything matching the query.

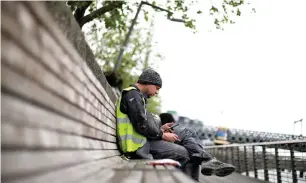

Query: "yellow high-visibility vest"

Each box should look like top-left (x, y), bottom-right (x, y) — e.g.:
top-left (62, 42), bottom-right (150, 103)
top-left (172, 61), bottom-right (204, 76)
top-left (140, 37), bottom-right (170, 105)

top-left (116, 86), bottom-right (147, 153)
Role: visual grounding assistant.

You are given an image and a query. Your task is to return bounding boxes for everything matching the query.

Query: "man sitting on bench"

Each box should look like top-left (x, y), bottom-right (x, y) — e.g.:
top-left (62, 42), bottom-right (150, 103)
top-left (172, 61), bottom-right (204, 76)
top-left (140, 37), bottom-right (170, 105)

top-left (115, 68), bottom-right (234, 181)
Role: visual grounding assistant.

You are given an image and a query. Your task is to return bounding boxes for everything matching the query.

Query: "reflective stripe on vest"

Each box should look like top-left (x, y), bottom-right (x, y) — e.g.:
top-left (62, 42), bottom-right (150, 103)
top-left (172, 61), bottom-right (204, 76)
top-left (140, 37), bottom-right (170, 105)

top-left (116, 86), bottom-right (147, 153)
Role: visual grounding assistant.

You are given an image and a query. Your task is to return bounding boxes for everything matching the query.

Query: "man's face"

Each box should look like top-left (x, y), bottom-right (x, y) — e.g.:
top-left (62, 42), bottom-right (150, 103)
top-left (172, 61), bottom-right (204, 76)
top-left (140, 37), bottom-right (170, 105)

top-left (145, 84), bottom-right (160, 97)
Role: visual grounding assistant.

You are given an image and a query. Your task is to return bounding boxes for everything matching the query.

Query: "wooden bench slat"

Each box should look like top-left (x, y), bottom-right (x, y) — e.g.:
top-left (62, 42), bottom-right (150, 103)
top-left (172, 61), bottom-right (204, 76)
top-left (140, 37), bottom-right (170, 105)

top-left (31, 2), bottom-right (115, 110)
top-left (144, 170), bottom-right (160, 183)
top-left (125, 161), bottom-right (138, 169)
top-left (1, 1), bottom-right (116, 115)
top-left (171, 171), bottom-right (196, 183)
top-left (111, 160), bottom-right (131, 169)
top-left (2, 150), bottom-right (120, 179)
top-left (165, 166), bottom-right (177, 170)
top-left (155, 165), bottom-right (166, 170)
top-left (79, 168), bottom-right (118, 183)
top-left (3, 156), bottom-right (124, 183)
top-left (1, 34), bottom-right (116, 129)
top-left (0, 17), bottom-right (115, 124)
top-left (40, 29), bottom-right (116, 121)
top-left (144, 165), bottom-right (155, 169)
top-left (157, 170), bottom-right (177, 183)
top-left (121, 170), bottom-right (143, 183)
top-left (38, 27), bottom-right (116, 121)
top-left (134, 161), bottom-right (146, 169)
top-left (101, 170), bottom-right (130, 183)
top-left (1, 64), bottom-right (116, 135)
top-left (1, 93), bottom-right (116, 142)
top-left (1, 122), bottom-right (117, 150)
top-left (81, 65), bottom-right (116, 119)
top-left (133, 161), bottom-right (155, 170)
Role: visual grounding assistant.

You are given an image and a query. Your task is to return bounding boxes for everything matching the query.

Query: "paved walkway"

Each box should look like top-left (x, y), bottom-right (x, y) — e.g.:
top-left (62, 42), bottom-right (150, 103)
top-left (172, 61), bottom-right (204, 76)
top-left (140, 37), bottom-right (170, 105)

top-left (200, 173), bottom-right (266, 183)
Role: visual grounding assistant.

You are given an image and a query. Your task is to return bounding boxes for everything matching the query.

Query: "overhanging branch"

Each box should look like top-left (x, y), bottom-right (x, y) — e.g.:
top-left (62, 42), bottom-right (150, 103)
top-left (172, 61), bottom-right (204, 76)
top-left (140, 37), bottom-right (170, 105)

top-left (79, 2), bottom-right (124, 27)
top-left (74, 1), bottom-right (93, 26)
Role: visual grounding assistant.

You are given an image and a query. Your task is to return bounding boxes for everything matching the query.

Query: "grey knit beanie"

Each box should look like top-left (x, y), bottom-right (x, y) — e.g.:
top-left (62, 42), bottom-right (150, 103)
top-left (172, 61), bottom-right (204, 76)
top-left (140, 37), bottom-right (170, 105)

top-left (137, 69), bottom-right (162, 88)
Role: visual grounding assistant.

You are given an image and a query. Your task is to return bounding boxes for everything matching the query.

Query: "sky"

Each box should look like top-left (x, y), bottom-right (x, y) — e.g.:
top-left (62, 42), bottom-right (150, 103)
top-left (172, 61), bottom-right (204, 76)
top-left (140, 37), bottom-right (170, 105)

top-left (150, 0), bottom-right (306, 135)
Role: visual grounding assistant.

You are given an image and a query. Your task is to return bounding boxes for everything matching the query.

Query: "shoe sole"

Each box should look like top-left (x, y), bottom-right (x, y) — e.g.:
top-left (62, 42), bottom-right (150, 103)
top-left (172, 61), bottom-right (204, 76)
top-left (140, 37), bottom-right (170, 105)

top-left (215, 167), bottom-right (235, 177)
top-left (201, 166), bottom-right (235, 177)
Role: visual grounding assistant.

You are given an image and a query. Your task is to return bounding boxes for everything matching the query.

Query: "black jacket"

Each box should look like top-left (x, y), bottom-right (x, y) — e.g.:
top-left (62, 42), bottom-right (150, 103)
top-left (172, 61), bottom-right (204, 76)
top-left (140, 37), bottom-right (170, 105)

top-left (120, 85), bottom-right (163, 140)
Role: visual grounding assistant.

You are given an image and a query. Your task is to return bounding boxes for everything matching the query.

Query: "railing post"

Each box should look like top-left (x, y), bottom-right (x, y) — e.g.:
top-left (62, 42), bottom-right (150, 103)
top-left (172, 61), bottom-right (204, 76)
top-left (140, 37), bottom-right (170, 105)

top-left (215, 148), bottom-right (219, 159)
top-left (275, 145), bottom-right (282, 183)
top-left (262, 146), bottom-right (269, 182)
top-left (221, 148), bottom-right (224, 162)
top-left (208, 148), bottom-right (212, 155)
top-left (237, 146), bottom-right (241, 173)
top-left (299, 171), bottom-right (304, 178)
top-left (225, 147), bottom-right (228, 163)
top-left (252, 146), bottom-right (258, 179)
top-left (244, 146), bottom-right (249, 176)
top-left (221, 147), bottom-right (224, 162)
top-left (231, 147), bottom-right (235, 166)
top-left (290, 144), bottom-right (298, 183)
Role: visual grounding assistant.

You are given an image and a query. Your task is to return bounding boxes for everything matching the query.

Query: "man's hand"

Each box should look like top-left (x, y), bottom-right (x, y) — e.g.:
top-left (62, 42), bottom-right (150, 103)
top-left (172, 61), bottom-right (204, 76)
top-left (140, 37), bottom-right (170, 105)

top-left (161, 122), bottom-right (175, 133)
top-left (162, 132), bottom-right (179, 142)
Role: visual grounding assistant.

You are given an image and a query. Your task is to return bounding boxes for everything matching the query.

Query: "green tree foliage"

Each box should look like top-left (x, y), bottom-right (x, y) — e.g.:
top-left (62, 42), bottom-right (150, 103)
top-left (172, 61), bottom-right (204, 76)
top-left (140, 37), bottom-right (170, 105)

top-left (82, 4), bottom-right (162, 113)
top-left (67, 0), bottom-right (254, 31)
top-left (66, 0), bottom-right (254, 113)
top-left (87, 18), bottom-right (160, 87)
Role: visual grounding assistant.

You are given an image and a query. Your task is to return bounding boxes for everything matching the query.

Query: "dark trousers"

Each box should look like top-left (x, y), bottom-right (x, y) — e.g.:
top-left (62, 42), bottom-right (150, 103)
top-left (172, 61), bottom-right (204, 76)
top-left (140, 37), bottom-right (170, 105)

top-left (174, 128), bottom-right (212, 161)
top-left (149, 140), bottom-right (200, 181)
top-left (133, 127), bottom-right (212, 181)
top-left (149, 140), bottom-right (190, 165)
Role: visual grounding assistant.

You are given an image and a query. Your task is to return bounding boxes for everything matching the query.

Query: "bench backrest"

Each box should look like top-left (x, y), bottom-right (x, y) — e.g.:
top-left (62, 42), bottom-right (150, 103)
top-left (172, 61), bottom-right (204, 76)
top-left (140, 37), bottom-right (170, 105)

top-left (1, 2), bottom-right (124, 182)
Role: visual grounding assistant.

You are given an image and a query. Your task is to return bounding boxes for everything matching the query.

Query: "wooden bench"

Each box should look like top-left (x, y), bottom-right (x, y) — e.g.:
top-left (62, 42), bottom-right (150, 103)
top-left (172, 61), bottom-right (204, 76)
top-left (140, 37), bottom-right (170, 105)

top-left (1, 2), bottom-right (195, 183)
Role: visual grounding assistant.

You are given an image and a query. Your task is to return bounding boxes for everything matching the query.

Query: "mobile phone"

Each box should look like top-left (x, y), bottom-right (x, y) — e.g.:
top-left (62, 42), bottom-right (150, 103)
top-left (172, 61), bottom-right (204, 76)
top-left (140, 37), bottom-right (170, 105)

top-left (165, 123), bottom-right (179, 131)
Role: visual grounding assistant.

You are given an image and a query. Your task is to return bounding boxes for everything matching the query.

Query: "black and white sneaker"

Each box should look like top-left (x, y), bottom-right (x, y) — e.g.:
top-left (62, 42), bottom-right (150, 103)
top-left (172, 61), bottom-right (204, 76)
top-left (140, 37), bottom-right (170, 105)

top-left (201, 158), bottom-right (235, 177)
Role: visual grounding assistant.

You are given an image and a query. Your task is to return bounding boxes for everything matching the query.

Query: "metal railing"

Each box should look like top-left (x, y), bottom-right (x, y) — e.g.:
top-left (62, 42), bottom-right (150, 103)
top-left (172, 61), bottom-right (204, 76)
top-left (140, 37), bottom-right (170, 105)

top-left (205, 140), bottom-right (306, 183)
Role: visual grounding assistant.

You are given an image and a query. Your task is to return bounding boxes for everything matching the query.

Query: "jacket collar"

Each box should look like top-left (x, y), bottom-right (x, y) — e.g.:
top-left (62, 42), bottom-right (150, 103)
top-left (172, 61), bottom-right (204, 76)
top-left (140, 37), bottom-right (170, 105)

top-left (130, 84), bottom-right (148, 100)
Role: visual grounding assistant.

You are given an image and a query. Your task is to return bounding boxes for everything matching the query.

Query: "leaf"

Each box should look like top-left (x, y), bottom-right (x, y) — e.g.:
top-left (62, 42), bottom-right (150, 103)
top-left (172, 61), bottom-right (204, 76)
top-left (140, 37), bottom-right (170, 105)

top-left (214, 18), bottom-right (220, 26)
top-left (228, 0), bottom-right (244, 7)
top-left (197, 10), bottom-right (202, 14)
top-left (143, 10), bottom-right (149, 22)
top-left (210, 6), bottom-right (219, 13)
top-left (185, 19), bottom-right (196, 29)
top-left (237, 8), bottom-right (241, 16)
top-left (167, 12), bottom-right (173, 19)
top-left (222, 4), bottom-right (227, 14)
top-left (223, 15), bottom-right (229, 23)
